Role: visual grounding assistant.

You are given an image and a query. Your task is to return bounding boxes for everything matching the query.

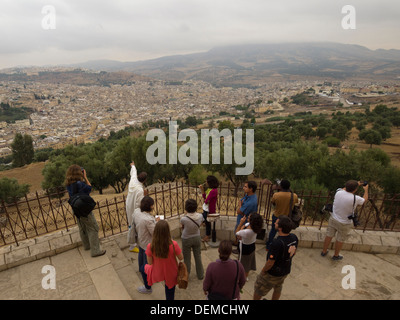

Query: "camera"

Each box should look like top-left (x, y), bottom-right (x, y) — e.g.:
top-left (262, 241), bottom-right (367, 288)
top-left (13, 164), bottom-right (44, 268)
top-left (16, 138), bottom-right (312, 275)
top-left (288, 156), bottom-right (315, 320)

top-left (348, 213), bottom-right (361, 227)
top-left (362, 181), bottom-right (368, 186)
top-left (81, 167), bottom-right (84, 173)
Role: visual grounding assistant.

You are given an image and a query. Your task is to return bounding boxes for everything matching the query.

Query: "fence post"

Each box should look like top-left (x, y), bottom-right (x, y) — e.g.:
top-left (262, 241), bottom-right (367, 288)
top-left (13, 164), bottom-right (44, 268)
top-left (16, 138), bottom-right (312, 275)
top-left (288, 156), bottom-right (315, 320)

top-left (169, 183), bottom-right (173, 218)
top-left (56, 188), bottom-right (69, 232)
top-left (14, 197), bottom-right (28, 240)
top-left (162, 184), bottom-right (166, 217)
top-left (114, 197), bottom-right (122, 233)
top-left (25, 194), bottom-right (39, 236)
top-left (36, 191), bottom-right (49, 234)
top-left (97, 201), bottom-right (106, 238)
top-left (1, 199), bottom-right (18, 246)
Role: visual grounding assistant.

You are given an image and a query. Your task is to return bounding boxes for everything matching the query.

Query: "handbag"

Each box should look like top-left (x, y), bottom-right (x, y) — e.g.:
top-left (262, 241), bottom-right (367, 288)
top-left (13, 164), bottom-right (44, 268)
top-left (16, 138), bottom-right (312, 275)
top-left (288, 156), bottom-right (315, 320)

top-left (173, 243), bottom-right (189, 289)
top-left (288, 191), bottom-right (302, 229)
top-left (208, 260), bottom-right (239, 300)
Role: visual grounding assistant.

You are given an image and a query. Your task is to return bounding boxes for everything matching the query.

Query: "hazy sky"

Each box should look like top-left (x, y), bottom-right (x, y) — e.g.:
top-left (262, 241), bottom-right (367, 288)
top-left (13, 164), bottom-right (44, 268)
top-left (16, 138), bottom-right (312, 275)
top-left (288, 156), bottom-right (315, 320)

top-left (1, 0), bottom-right (399, 69)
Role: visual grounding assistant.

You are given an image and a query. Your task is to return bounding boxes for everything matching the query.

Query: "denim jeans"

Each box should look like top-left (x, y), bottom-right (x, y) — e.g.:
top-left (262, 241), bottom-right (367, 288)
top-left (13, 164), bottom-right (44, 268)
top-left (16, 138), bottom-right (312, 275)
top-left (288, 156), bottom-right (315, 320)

top-left (138, 247), bottom-right (151, 289)
top-left (266, 215), bottom-right (278, 250)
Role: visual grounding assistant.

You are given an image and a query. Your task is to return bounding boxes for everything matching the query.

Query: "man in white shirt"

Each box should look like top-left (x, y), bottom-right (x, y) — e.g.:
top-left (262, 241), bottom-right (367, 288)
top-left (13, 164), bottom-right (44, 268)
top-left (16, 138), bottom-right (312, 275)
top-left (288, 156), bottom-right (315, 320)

top-left (126, 160), bottom-right (148, 252)
top-left (321, 180), bottom-right (368, 260)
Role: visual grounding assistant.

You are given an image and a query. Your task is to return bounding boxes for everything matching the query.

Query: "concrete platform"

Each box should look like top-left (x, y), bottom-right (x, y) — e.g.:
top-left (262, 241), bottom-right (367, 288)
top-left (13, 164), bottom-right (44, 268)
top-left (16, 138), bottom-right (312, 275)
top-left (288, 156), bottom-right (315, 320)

top-left (0, 231), bottom-right (399, 300)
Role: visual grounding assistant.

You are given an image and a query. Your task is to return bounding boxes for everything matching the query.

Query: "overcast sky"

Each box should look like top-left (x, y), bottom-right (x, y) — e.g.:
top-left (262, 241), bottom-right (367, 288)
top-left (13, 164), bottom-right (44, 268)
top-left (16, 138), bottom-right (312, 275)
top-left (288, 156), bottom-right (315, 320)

top-left (0, 0), bottom-right (399, 69)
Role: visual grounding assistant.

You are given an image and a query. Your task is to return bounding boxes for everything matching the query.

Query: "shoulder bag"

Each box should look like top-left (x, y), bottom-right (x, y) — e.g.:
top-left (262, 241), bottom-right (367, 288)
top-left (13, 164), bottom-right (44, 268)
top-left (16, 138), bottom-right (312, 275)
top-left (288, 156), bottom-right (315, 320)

top-left (288, 191), bottom-right (302, 229)
top-left (173, 242), bottom-right (189, 289)
top-left (68, 182), bottom-right (96, 218)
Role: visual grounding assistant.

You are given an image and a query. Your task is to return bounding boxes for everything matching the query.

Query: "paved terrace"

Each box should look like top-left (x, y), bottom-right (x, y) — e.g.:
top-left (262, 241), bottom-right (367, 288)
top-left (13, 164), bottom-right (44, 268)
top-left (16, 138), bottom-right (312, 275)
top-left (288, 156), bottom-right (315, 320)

top-left (0, 217), bottom-right (399, 300)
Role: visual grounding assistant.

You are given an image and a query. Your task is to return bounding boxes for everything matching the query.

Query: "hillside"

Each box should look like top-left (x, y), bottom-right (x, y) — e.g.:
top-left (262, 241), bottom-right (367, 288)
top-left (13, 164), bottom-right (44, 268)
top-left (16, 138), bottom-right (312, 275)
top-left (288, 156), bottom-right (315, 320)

top-left (68, 42), bottom-right (400, 86)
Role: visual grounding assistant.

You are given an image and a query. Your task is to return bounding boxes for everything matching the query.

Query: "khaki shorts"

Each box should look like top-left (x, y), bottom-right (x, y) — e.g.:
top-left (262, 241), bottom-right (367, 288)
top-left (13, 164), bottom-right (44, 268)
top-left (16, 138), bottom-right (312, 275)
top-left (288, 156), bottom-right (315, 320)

top-left (326, 217), bottom-right (352, 242)
top-left (254, 272), bottom-right (288, 297)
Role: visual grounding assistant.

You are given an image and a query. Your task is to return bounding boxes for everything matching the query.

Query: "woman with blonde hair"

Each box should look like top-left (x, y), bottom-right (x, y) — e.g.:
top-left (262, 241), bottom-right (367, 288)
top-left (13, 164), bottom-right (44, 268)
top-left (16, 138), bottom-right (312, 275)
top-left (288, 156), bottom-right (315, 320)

top-left (65, 164), bottom-right (105, 257)
top-left (145, 220), bottom-right (184, 300)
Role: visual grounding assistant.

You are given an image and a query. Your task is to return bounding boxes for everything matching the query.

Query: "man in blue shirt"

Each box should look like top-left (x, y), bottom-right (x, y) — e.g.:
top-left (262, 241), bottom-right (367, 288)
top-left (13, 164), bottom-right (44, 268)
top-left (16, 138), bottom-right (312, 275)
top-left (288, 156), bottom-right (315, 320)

top-left (232, 181), bottom-right (258, 249)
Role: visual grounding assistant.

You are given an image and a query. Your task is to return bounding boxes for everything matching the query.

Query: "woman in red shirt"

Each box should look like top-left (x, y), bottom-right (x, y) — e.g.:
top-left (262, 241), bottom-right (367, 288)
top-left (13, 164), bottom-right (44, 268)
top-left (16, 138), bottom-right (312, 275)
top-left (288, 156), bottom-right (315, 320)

top-left (145, 220), bottom-right (184, 300)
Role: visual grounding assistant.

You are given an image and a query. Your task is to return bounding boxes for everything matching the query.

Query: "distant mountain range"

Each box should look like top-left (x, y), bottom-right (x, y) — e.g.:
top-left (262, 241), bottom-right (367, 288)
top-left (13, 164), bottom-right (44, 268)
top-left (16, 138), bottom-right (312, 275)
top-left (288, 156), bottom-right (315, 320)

top-left (66, 42), bottom-right (400, 86)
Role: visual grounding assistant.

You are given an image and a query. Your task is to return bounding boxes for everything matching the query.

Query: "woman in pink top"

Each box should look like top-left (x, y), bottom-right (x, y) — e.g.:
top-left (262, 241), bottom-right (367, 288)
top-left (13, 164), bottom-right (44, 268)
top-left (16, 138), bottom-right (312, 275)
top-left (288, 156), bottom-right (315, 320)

top-left (199, 175), bottom-right (219, 242)
top-left (145, 220), bottom-right (184, 300)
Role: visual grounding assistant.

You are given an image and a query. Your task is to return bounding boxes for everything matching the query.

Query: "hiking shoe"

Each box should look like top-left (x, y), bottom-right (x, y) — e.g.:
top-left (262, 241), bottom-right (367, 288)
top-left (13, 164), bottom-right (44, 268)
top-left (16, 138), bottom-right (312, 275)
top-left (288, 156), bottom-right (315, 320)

top-left (137, 286), bottom-right (152, 294)
top-left (321, 251), bottom-right (329, 257)
top-left (332, 255), bottom-right (343, 261)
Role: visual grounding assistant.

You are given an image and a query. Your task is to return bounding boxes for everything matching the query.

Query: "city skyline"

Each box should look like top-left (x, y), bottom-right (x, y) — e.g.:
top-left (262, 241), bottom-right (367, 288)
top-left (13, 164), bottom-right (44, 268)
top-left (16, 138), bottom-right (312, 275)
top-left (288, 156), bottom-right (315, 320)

top-left (1, 0), bottom-right (400, 70)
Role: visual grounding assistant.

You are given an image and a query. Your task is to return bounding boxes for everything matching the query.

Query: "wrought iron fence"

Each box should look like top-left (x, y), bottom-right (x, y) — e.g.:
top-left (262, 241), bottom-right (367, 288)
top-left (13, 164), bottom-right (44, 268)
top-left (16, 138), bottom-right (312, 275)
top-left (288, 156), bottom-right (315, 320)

top-left (1, 182), bottom-right (399, 247)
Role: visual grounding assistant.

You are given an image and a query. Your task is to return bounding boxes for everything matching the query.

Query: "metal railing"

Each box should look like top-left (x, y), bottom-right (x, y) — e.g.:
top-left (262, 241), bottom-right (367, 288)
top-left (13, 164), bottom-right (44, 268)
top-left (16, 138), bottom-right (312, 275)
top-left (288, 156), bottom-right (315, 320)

top-left (1, 182), bottom-right (399, 247)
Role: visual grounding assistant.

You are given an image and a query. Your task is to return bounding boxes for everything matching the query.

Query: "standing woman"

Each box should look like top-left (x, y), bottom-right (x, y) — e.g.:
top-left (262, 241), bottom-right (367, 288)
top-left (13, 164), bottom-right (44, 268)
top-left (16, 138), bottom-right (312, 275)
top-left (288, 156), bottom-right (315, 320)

top-left (145, 220), bottom-right (184, 300)
top-left (65, 164), bottom-right (105, 257)
top-left (235, 213), bottom-right (264, 280)
top-left (199, 175), bottom-right (219, 242)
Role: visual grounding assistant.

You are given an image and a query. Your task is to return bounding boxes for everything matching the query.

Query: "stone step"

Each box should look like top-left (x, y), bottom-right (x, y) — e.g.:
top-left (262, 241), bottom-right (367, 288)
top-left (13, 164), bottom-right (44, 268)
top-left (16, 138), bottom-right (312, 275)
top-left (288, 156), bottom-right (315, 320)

top-left (78, 246), bottom-right (131, 300)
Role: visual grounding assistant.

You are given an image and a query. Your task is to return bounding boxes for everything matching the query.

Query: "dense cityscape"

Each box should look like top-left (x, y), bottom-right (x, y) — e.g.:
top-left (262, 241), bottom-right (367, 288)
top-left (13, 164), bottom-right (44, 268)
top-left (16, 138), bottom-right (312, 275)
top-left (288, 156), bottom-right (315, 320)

top-left (1, 68), bottom-right (399, 158)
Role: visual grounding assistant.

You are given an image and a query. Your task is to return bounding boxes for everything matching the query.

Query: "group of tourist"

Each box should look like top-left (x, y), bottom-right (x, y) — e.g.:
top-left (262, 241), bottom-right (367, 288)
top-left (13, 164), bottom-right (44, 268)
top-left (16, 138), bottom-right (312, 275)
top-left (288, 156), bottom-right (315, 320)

top-left (65, 160), bottom-right (369, 300)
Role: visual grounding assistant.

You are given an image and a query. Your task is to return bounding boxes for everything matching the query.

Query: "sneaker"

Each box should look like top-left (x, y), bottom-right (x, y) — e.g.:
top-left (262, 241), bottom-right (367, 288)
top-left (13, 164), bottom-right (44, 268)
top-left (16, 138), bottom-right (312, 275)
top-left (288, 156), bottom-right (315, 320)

top-left (332, 255), bottom-right (343, 261)
top-left (321, 250), bottom-right (329, 257)
top-left (137, 285), bottom-right (152, 294)
top-left (130, 246), bottom-right (139, 253)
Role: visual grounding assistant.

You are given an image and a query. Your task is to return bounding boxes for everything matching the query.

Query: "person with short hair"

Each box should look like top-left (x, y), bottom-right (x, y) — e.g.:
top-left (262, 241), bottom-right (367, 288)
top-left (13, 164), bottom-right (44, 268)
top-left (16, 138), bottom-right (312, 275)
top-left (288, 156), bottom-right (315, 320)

top-left (321, 180), bottom-right (368, 260)
top-left (233, 181), bottom-right (258, 248)
top-left (203, 240), bottom-right (246, 300)
top-left (180, 199), bottom-right (205, 280)
top-left (265, 179), bottom-right (298, 251)
top-left (126, 160), bottom-right (148, 252)
top-left (133, 196), bottom-right (160, 294)
top-left (254, 215), bottom-right (298, 300)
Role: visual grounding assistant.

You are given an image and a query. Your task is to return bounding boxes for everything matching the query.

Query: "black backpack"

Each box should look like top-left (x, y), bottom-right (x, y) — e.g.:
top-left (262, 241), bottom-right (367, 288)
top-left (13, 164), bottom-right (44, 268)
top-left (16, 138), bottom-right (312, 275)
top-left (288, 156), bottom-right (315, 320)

top-left (68, 182), bottom-right (96, 218)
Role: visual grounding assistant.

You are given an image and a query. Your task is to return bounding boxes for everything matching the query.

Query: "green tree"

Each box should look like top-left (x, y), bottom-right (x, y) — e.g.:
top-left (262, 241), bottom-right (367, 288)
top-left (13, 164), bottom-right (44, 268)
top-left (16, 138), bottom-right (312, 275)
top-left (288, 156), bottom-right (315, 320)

top-left (359, 129), bottom-right (382, 148)
top-left (11, 133), bottom-right (34, 167)
top-left (0, 178), bottom-right (30, 203)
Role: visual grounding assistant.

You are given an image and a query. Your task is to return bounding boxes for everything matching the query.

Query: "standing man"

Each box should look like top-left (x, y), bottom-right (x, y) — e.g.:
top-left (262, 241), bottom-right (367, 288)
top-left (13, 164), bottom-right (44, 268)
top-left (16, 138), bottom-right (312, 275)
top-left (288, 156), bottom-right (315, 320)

top-left (253, 215), bottom-right (298, 300)
top-left (265, 179), bottom-right (298, 251)
top-left (321, 180), bottom-right (368, 260)
top-left (126, 160), bottom-right (148, 253)
top-left (232, 181), bottom-right (258, 250)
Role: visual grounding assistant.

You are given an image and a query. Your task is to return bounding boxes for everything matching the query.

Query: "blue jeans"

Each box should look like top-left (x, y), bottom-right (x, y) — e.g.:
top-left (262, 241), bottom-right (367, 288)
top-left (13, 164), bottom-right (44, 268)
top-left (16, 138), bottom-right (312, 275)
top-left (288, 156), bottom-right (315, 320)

top-left (138, 247), bottom-right (151, 289)
top-left (266, 215), bottom-right (278, 250)
top-left (165, 285), bottom-right (176, 300)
